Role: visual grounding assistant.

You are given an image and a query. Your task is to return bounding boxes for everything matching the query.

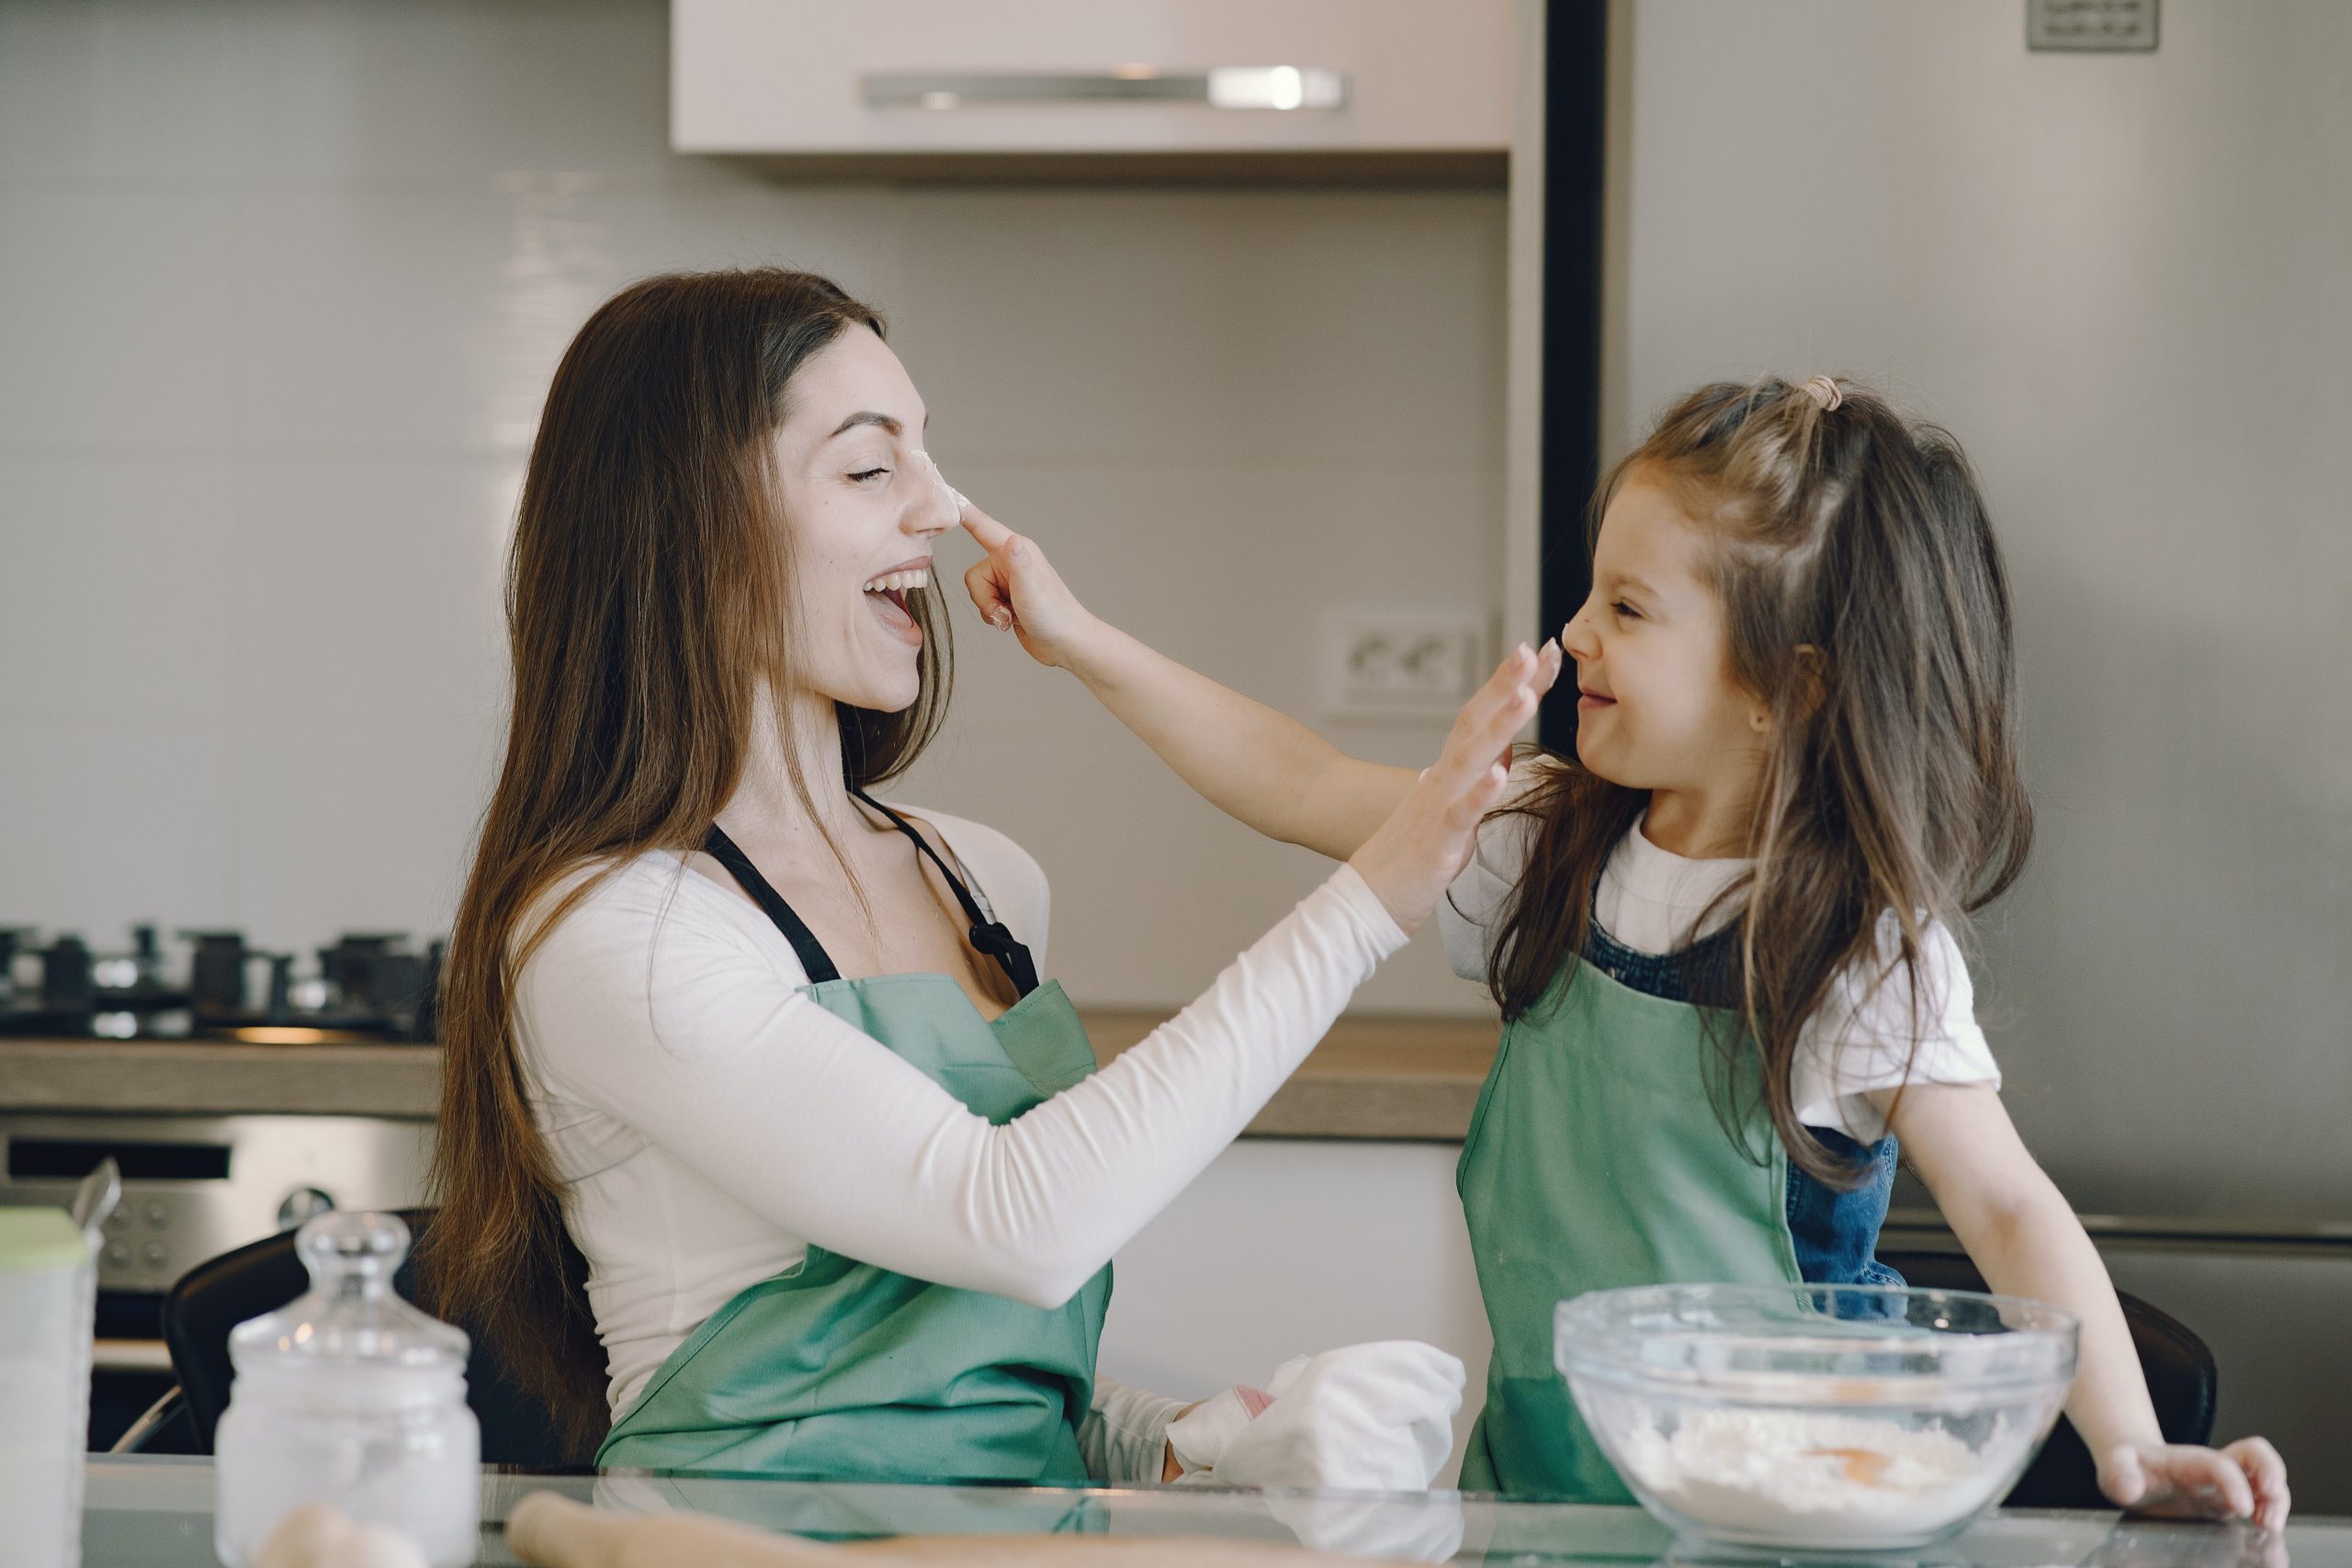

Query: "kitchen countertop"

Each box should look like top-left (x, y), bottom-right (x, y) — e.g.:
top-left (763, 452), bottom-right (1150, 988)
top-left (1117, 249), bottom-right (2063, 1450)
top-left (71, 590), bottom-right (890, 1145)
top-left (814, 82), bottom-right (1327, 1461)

top-left (13, 1032), bottom-right (2352, 1252)
top-left (0, 1010), bottom-right (1500, 1139)
top-left (18, 1028), bottom-right (2351, 1263)
top-left (78, 1456), bottom-right (2347, 1568)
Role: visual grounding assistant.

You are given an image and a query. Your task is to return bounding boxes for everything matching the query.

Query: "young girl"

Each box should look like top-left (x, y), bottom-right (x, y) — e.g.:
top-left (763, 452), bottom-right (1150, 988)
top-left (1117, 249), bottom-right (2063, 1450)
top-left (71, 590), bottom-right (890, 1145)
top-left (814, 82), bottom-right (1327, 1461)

top-left (956, 375), bottom-right (2290, 1524)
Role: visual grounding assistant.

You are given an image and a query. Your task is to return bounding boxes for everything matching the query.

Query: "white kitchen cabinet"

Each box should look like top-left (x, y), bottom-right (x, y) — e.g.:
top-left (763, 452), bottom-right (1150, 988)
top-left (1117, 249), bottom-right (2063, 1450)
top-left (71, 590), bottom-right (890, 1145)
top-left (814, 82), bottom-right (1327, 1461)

top-left (672, 0), bottom-right (1512, 176)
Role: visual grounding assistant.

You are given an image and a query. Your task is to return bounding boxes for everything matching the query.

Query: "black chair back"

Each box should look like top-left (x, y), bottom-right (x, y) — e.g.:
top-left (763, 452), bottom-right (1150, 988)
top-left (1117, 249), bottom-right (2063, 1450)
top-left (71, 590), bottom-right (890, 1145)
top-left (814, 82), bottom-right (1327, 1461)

top-left (1879, 1251), bottom-right (2218, 1509)
top-left (163, 1208), bottom-right (575, 1467)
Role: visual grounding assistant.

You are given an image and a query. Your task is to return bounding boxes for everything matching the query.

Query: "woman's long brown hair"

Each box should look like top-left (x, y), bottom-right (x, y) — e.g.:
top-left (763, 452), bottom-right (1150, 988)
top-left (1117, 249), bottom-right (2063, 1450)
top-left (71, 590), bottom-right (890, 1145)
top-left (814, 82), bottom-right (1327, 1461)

top-left (419, 269), bottom-right (952, 1455)
top-left (1487, 378), bottom-right (2031, 1184)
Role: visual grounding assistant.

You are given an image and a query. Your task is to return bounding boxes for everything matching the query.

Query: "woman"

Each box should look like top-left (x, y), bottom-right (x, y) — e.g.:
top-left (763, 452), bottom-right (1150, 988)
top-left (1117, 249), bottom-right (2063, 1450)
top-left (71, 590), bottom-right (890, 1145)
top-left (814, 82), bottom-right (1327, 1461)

top-left (422, 268), bottom-right (1552, 1483)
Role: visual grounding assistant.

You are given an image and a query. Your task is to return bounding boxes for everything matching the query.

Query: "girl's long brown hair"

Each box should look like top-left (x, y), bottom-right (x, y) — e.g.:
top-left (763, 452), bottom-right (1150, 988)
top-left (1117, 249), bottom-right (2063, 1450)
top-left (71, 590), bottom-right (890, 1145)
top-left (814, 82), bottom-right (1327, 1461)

top-left (1487, 378), bottom-right (2031, 1183)
top-left (419, 269), bottom-right (952, 1455)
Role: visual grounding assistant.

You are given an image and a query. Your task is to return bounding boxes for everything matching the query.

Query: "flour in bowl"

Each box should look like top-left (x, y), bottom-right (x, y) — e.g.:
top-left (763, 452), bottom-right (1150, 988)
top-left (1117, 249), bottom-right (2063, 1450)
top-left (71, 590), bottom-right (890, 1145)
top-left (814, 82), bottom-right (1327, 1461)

top-left (1611, 1408), bottom-right (2016, 1545)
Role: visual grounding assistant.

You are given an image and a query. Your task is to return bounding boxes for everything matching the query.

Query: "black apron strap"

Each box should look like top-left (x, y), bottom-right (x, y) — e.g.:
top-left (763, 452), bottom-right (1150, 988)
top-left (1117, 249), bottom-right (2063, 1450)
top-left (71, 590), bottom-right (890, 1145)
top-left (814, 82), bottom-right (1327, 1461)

top-left (702, 824), bottom-right (841, 984)
top-left (852, 789), bottom-right (1042, 998)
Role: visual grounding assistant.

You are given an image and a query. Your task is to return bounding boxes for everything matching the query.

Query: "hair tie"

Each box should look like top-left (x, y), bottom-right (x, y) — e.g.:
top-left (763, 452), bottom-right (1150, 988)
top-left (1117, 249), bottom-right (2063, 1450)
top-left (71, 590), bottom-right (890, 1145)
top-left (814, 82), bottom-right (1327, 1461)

top-left (1801, 375), bottom-right (1843, 412)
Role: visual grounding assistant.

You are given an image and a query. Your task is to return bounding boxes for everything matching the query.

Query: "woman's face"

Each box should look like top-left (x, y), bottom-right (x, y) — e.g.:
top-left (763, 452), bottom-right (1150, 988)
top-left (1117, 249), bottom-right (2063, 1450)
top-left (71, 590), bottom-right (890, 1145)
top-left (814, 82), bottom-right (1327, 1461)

top-left (770, 325), bottom-right (957, 715)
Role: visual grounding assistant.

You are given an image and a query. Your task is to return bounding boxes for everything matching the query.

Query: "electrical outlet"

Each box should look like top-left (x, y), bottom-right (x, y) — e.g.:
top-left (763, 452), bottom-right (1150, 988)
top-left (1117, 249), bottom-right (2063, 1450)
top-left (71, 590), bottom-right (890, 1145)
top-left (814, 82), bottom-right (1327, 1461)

top-left (2028, 0), bottom-right (2157, 52)
top-left (1325, 612), bottom-right (1486, 722)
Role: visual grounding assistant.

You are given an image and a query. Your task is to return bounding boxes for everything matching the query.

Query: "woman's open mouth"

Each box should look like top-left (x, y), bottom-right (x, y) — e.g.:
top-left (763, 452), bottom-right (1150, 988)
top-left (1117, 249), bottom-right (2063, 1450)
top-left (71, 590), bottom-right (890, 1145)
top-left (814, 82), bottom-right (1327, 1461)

top-left (863, 566), bottom-right (930, 648)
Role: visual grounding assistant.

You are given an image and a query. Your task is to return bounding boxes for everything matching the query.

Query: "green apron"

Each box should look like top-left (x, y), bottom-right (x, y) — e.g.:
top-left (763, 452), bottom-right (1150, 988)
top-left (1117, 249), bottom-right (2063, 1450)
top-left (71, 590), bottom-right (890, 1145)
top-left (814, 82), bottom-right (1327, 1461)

top-left (596, 800), bottom-right (1111, 1484)
top-left (1454, 958), bottom-right (1803, 1499)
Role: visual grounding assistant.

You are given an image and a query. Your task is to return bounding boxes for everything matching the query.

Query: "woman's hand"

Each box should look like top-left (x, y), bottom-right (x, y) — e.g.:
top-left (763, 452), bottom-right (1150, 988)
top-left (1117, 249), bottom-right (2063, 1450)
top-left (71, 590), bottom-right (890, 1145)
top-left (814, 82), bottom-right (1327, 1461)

top-left (958, 503), bottom-right (1104, 671)
top-left (1349, 640), bottom-right (1563, 934)
top-left (2102, 1438), bottom-right (2290, 1531)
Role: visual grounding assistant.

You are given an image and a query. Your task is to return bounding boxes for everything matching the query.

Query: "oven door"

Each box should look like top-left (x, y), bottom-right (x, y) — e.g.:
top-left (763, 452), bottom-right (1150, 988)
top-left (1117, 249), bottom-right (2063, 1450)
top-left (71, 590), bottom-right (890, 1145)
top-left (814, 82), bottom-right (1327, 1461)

top-left (0, 1111), bottom-right (432, 1451)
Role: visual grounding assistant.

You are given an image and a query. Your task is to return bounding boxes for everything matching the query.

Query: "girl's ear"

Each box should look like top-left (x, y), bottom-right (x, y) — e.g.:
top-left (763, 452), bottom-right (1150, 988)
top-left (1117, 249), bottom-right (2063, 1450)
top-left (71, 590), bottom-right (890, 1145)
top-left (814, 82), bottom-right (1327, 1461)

top-left (1748, 649), bottom-right (1828, 734)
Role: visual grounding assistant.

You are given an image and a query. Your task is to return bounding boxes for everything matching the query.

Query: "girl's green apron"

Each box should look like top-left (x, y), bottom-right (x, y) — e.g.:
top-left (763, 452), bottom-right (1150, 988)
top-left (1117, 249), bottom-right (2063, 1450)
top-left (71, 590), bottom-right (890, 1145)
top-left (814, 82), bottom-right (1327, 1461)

top-left (596, 799), bottom-right (1109, 1483)
top-left (1454, 959), bottom-right (1804, 1500)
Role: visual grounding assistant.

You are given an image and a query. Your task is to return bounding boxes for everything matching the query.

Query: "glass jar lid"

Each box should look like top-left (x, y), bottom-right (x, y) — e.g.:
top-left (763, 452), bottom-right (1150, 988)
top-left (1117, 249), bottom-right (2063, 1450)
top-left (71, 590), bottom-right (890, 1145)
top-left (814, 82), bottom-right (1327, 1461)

top-left (228, 1211), bottom-right (469, 1371)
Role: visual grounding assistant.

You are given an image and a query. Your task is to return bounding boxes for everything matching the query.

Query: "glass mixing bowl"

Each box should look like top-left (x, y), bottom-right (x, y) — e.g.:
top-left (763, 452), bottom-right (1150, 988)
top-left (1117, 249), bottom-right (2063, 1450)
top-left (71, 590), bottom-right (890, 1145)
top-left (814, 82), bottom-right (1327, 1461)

top-left (1556, 1282), bottom-right (2078, 1553)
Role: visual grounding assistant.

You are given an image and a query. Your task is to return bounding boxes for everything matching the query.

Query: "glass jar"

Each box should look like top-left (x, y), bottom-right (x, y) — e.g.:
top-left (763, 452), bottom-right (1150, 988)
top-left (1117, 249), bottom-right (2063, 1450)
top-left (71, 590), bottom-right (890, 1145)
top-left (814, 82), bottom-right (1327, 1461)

top-left (214, 1212), bottom-right (480, 1568)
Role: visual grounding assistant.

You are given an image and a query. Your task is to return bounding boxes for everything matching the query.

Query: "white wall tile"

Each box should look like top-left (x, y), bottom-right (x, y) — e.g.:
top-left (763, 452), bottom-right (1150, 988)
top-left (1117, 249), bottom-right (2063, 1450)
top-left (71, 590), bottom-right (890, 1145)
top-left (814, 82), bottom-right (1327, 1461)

top-left (0, 456), bottom-right (242, 721)
top-left (0, 188), bottom-right (241, 449)
top-left (0, 722), bottom-right (235, 937)
top-left (232, 180), bottom-right (918, 457)
top-left (229, 719), bottom-right (500, 950)
top-left (888, 189), bottom-right (1507, 466)
top-left (0, 0), bottom-right (250, 184)
top-left (579, 181), bottom-right (914, 310)
top-left (237, 186), bottom-right (561, 454)
top-left (236, 0), bottom-right (692, 186)
top-left (232, 457), bottom-right (514, 724)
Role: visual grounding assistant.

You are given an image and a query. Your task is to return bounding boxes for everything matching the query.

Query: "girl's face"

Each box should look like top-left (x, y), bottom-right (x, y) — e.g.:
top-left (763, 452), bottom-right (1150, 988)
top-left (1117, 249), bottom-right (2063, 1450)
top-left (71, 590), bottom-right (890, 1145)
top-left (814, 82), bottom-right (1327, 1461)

top-left (769, 326), bottom-right (958, 715)
top-left (1563, 468), bottom-right (1769, 800)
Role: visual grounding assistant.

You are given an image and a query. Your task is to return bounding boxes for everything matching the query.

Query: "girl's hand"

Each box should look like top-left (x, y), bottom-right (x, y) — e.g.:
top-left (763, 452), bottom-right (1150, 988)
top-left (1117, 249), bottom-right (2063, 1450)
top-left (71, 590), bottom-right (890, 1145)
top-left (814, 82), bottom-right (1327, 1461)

top-left (2101, 1438), bottom-right (2290, 1531)
top-left (958, 503), bottom-right (1103, 671)
top-left (1349, 640), bottom-right (1562, 933)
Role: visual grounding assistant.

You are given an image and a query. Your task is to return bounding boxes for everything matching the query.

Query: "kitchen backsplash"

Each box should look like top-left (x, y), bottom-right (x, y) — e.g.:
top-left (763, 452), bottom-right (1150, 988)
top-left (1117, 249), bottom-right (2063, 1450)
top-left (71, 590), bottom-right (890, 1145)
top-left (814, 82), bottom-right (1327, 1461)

top-left (0, 0), bottom-right (1507, 1014)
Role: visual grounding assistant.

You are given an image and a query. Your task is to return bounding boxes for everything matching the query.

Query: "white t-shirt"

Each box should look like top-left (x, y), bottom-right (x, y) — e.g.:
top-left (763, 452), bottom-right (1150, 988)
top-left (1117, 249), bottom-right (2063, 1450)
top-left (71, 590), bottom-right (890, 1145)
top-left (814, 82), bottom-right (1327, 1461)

top-left (512, 805), bottom-right (1407, 1484)
top-left (1439, 763), bottom-right (1999, 1144)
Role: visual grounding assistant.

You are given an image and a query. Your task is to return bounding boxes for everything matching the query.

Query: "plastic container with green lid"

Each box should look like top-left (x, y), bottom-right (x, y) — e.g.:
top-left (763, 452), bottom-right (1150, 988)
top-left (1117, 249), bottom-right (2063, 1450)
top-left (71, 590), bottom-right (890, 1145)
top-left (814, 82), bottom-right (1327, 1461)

top-left (0, 1206), bottom-right (90, 1270)
top-left (0, 1203), bottom-right (97, 1568)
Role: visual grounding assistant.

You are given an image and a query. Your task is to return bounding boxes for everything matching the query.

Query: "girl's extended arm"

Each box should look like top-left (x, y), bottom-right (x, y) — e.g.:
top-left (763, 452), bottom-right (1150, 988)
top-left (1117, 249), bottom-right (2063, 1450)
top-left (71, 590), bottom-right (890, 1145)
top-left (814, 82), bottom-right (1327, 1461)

top-left (958, 505), bottom-right (1559, 862)
top-left (1059, 611), bottom-right (1410, 861)
top-left (1883, 1085), bottom-right (2289, 1529)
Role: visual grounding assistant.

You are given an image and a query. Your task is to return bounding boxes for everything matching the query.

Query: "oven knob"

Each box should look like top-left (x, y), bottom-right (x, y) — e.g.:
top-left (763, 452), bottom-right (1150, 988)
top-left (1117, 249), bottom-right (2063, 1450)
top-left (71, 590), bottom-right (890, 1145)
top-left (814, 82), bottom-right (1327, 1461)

top-left (141, 1200), bottom-right (169, 1228)
top-left (103, 1241), bottom-right (130, 1269)
top-left (141, 1241), bottom-right (168, 1268)
top-left (277, 1188), bottom-right (335, 1230)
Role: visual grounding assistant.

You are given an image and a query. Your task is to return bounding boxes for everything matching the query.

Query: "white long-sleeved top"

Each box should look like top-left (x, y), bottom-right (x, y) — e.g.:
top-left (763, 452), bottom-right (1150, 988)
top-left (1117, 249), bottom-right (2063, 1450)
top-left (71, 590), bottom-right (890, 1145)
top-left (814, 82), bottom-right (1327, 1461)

top-left (511, 807), bottom-right (1407, 1483)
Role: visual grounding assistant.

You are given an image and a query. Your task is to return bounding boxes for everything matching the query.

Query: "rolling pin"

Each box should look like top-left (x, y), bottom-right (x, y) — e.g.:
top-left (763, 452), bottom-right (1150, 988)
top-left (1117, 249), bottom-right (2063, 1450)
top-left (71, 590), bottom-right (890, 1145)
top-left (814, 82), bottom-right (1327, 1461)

top-left (505, 1493), bottom-right (1377, 1568)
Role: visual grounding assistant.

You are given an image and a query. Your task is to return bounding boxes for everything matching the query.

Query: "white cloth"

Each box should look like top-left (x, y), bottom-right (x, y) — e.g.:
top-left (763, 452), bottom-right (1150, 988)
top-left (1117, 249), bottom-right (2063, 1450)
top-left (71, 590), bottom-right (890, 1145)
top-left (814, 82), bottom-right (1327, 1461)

top-left (1439, 761), bottom-right (1999, 1143)
top-left (1166, 1342), bottom-right (1464, 1493)
top-left (512, 805), bottom-right (1408, 1483)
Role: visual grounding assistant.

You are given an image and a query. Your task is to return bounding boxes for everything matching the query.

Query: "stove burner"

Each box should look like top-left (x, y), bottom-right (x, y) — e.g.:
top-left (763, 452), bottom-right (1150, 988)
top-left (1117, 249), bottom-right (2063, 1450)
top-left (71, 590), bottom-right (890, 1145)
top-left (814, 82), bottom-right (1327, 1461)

top-left (0, 925), bottom-right (444, 1043)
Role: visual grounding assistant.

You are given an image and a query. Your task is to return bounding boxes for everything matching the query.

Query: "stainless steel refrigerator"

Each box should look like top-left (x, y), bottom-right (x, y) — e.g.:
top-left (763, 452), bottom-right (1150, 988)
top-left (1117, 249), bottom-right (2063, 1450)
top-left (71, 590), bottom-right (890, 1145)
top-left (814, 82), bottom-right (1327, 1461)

top-left (1565, 0), bottom-right (2352, 1509)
